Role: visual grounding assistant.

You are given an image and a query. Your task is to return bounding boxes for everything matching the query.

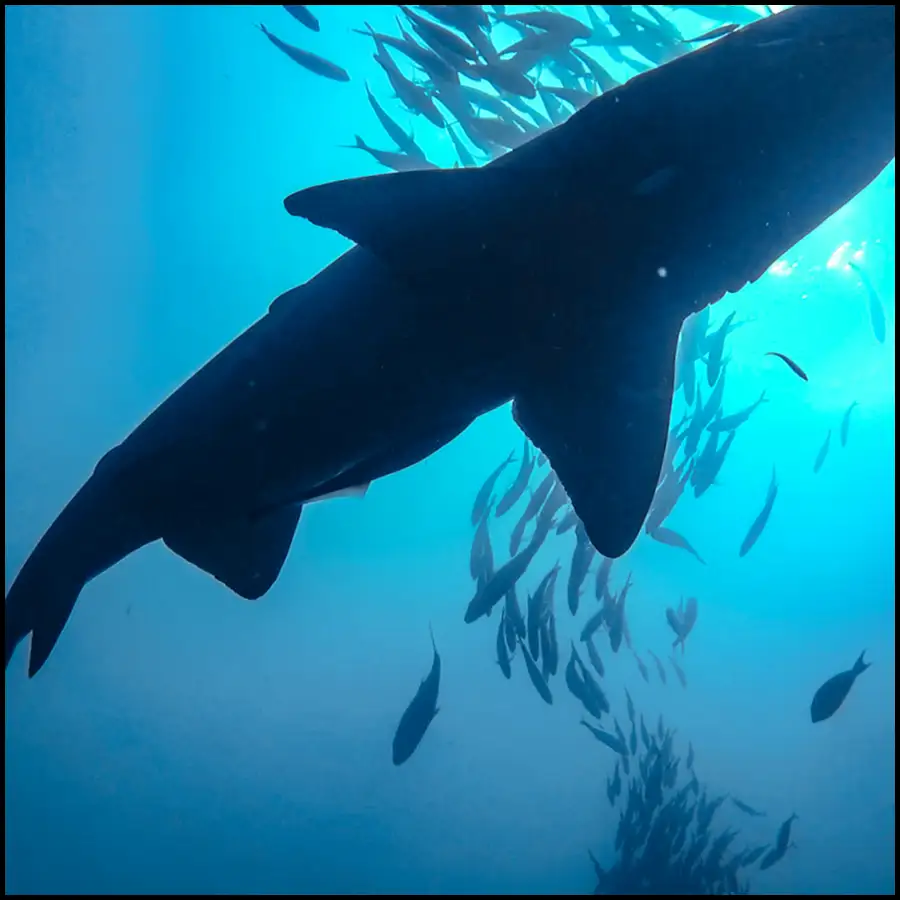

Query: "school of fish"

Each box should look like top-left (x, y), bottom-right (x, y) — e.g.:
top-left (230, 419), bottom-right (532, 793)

top-left (323, 5), bottom-right (890, 892)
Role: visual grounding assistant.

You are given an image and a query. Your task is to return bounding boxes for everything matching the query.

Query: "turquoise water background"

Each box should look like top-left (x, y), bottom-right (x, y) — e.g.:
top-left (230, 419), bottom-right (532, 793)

top-left (5, 5), bottom-right (894, 894)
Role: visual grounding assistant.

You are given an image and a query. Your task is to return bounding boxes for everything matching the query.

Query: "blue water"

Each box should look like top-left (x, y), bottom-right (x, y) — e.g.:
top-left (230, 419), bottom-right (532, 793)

top-left (5, 5), bottom-right (895, 895)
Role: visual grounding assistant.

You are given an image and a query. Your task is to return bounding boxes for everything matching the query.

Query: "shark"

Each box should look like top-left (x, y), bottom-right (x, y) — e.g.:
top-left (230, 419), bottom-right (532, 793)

top-left (5, 5), bottom-right (895, 677)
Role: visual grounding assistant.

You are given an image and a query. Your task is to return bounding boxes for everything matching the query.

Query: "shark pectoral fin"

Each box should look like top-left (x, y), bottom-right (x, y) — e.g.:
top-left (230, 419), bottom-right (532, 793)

top-left (163, 505), bottom-right (303, 600)
top-left (512, 321), bottom-right (681, 559)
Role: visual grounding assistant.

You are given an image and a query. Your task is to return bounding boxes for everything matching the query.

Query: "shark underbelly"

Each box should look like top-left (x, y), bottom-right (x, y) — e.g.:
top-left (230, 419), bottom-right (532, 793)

top-left (101, 246), bottom-right (515, 519)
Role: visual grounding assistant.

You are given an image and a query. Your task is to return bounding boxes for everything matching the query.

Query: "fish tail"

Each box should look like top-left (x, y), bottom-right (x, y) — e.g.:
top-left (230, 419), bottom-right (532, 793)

top-left (853, 650), bottom-right (871, 675)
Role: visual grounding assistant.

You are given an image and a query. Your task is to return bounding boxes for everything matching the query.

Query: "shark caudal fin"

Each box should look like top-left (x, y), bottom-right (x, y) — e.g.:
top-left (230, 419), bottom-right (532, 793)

top-left (5, 561), bottom-right (86, 677)
top-left (6, 477), bottom-right (158, 677)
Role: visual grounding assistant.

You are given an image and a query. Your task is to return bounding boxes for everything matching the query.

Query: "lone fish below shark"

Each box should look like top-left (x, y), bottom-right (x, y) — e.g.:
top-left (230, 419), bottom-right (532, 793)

top-left (5, 6), bottom-right (895, 678)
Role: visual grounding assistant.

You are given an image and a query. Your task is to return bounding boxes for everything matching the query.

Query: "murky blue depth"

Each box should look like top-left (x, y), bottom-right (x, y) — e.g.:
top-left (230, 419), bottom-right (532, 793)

top-left (5, 5), bottom-right (894, 895)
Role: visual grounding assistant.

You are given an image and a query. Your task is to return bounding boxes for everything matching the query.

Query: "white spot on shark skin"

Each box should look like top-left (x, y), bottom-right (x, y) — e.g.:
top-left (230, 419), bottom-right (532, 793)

top-left (657, 267), bottom-right (668, 278)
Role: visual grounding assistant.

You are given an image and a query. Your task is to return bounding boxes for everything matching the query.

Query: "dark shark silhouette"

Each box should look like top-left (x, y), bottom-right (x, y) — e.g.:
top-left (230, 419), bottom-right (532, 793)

top-left (6, 6), bottom-right (895, 677)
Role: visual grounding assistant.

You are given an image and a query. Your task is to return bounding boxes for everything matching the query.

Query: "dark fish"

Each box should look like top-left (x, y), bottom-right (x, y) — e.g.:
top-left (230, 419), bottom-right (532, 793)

top-left (374, 53), bottom-right (445, 127)
top-left (647, 455), bottom-right (694, 533)
top-left (538, 619), bottom-right (553, 680)
top-left (613, 718), bottom-right (630, 756)
top-left (839, 400), bottom-right (858, 448)
top-left (648, 649), bottom-right (668, 685)
top-left (640, 715), bottom-right (651, 751)
top-left (629, 722), bottom-right (637, 755)
top-left (813, 429), bottom-right (831, 474)
top-left (538, 84), bottom-right (596, 112)
top-left (624, 687), bottom-right (635, 726)
top-left (538, 477), bottom-right (570, 525)
top-left (518, 635), bottom-right (553, 704)
top-left (564, 642), bottom-right (585, 699)
top-left (504, 585), bottom-right (527, 642)
top-left (544, 609), bottom-right (559, 676)
top-left (774, 813), bottom-right (799, 854)
top-left (566, 643), bottom-right (609, 718)
top-left (355, 22), bottom-right (456, 84)
top-left (741, 845), bottom-right (769, 866)
top-left (464, 524), bottom-right (547, 625)
top-left (496, 439), bottom-right (533, 516)
top-left (760, 814), bottom-right (798, 869)
top-left (445, 122), bottom-right (481, 169)
top-left (258, 24), bottom-right (350, 81)
top-left (570, 47), bottom-right (620, 92)
top-left (471, 450), bottom-right (515, 525)
top-left (468, 114), bottom-right (530, 152)
top-left (401, 5), bottom-right (480, 63)
top-left (392, 627), bottom-right (441, 765)
top-left (342, 135), bottom-right (436, 173)
top-left (706, 389), bottom-right (768, 434)
top-left (811, 651), bottom-right (870, 723)
top-left (567, 521), bottom-right (595, 616)
top-left (494, 9), bottom-right (591, 41)
top-left (502, 595), bottom-right (517, 652)
top-left (594, 555), bottom-right (614, 602)
top-left (692, 429), bottom-right (736, 498)
top-left (8, 6), bottom-right (893, 678)
top-left (686, 741), bottom-right (694, 770)
top-left (584, 635), bottom-right (605, 679)
top-left (465, 511), bottom-right (555, 623)
top-left (702, 310), bottom-right (734, 388)
top-left (466, 57), bottom-right (536, 99)
top-left (418, 5), bottom-right (491, 34)
top-left (665, 606), bottom-right (683, 640)
top-left (609, 572), bottom-right (634, 653)
top-left (283, 5), bottom-right (319, 32)
top-left (765, 351), bottom-right (808, 381)
top-left (469, 497), bottom-right (493, 581)
top-left (647, 525), bottom-right (705, 564)
top-left (579, 604), bottom-right (603, 645)
top-left (364, 83), bottom-right (426, 162)
top-left (669, 655), bottom-right (687, 688)
top-left (555, 507), bottom-right (580, 534)
top-left (496, 611), bottom-right (512, 678)
top-left (509, 470), bottom-right (556, 553)
top-left (731, 796), bottom-right (766, 817)
top-left (538, 86), bottom-right (568, 125)
top-left (847, 260), bottom-right (886, 343)
top-left (683, 23), bottom-right (740, 43)
top-left (633, 652), bottom-right (650, 684)
top-left (581, 719), bottom-right (628, 756)
top-left (739, 467), bottom-right (778, 557)
top-left (527, 563), bottom-right (561, 658)
top-left (460, 85), bottom-right (535, 132)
